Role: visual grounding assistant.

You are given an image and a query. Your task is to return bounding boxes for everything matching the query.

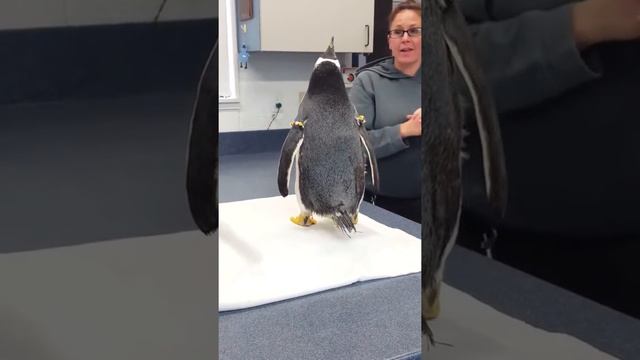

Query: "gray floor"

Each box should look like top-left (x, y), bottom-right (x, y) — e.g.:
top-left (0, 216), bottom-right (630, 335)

top-left (0, 92), bottom-right (199, 253)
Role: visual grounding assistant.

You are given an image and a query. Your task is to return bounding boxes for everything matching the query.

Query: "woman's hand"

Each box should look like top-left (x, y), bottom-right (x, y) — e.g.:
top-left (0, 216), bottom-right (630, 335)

top-left (400, 108), bottom-right (422, 138)
top-left (573, 0), bottom-right (640, 50)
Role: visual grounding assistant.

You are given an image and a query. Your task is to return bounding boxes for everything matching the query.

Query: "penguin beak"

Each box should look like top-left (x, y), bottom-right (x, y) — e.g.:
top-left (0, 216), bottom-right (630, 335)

top-left (323, 36), bottom-right (337, 60)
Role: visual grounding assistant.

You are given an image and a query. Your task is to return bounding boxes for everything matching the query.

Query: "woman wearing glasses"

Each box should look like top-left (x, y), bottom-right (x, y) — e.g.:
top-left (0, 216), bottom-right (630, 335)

top-left (349, 0), bottom-right (422, 223)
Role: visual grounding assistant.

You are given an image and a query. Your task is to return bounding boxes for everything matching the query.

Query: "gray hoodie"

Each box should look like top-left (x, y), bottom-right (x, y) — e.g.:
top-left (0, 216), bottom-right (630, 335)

top-left (460, 0), bottom-right (602, 114)
top-left (349, 56), bottom-right (421, 199)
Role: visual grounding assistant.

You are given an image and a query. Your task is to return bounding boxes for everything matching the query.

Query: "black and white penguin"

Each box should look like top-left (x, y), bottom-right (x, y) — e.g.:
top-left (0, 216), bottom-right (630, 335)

top-left (422, 0), bottom-right (508, 346)
top-left (277, 38), bottom-right (379, 235)
top-left (186, 40), bottom-right (219, 235)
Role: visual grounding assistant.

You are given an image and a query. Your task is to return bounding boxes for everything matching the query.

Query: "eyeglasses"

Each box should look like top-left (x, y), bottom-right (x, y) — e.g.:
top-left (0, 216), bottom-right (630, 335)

top-left (387, 27), bottom-right (422, 39)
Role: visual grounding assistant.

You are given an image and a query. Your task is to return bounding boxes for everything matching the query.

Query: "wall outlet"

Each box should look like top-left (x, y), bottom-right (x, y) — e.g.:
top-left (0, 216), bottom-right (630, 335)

top-left (341, 67), bottom-right (357, 88)
top-left (274, 100), bottom-right (283, 113)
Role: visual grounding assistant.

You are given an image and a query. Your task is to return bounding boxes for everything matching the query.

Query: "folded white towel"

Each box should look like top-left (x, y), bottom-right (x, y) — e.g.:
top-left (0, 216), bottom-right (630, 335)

top-left (219, 195), bottom-right (421, 311)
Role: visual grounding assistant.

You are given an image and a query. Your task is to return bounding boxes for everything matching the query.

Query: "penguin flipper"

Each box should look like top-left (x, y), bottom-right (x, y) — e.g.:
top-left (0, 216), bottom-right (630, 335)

top-left (277, 124), bottom-right (304, 197)
top-left (441, 4), bottom-right (508, 216)
top-left (422, 0), bottom-right (464, 345)
top-left (356, 120), bottom-right (380, 192)
top-left (186, 40), bottom-right (219, 235)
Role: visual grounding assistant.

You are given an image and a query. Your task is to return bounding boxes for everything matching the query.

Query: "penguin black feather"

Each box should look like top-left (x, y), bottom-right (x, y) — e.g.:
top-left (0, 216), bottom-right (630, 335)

top-left (186, 40), bottom-right (219, 235)
top-left (422, 0), bottom-right (508, 347)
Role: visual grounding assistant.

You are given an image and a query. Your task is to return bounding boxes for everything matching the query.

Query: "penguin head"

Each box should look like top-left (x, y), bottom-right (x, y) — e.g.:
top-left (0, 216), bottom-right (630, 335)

top-left (314, 36), bottom-right (341, 70)
top-left (307, 37), bottom-right (347, 96)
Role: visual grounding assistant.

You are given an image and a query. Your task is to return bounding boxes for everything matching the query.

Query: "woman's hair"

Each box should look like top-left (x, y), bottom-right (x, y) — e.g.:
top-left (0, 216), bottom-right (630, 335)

top-left (388, 0), bottom-right (421, 28)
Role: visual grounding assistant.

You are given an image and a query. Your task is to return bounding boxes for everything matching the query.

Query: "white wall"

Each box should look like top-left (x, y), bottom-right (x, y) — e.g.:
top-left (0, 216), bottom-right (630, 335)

top-left (220, 51), bottom-right (351, 132)
top-left (0, 0), bottom-right (216, 30)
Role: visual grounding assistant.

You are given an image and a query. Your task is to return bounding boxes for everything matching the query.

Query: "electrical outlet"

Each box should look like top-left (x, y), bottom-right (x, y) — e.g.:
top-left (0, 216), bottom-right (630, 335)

top-left (271, 102), bottom-right (282, 123)
top-left (267, 100), bottom-right (283, 130)
top-left (341, 67), bottom-right (357, 88)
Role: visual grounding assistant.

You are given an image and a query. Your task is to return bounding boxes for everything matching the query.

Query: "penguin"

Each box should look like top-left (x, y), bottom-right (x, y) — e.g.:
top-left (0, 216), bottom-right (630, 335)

top-left (422, 0), bottom-right (508, 347)
top-left (277, 37), bottom-right (379, 235)
top-left (186, 39), bottom-right (219, 235)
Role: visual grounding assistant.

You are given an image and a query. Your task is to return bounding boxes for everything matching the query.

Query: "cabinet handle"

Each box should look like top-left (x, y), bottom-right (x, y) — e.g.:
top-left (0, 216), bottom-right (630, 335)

top-left (365, 25), bottom-right (370, 47)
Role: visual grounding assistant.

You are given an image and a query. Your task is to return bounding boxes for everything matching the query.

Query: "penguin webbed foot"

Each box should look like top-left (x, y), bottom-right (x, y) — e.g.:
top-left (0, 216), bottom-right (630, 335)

top-left (425, 293), bottom-right (441, 320)
top-left (290, 213), bottom-right (317, 226)
top-left (422, 283), bottom-right (440, 351)
top-left (424, 283), bottom-right (442, 320)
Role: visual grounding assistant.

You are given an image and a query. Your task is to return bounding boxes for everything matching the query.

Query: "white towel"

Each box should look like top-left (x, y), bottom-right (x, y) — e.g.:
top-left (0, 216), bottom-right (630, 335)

top-left (219, 195), bottom-right (421, 311)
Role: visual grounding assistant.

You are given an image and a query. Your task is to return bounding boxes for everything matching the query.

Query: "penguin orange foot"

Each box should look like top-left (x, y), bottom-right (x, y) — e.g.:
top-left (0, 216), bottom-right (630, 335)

top-left (290, 214), bottom-right (317, 226)
top-left (423, 286), bottom-right (441, 320)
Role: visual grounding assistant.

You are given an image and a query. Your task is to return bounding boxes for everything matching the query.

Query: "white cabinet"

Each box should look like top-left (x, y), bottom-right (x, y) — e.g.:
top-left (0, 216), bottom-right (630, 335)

top-left (237, 0), bottom-right (374, 53)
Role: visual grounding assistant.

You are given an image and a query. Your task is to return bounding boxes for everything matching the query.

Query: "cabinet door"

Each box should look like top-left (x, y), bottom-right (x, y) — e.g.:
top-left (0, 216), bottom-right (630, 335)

top-left (259, 0), bottom-right (374, 53)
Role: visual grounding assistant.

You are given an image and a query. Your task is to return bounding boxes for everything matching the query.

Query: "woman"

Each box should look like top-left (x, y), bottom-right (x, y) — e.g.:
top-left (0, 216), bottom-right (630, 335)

top-left (349, 0), bottom-right (422, 223)
top-left (457, 0), bottom-right (640, 319)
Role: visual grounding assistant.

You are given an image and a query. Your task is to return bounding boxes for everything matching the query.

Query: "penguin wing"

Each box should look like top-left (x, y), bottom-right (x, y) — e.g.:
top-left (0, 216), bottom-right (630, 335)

top-left (356, 123), bottom-right (380, 192)
top-left (442, 6), bottom-right (508, 216)
top-left (186, 40), bottom-right (219, 235)
top-left (277, 124), bottom-right (304, 197)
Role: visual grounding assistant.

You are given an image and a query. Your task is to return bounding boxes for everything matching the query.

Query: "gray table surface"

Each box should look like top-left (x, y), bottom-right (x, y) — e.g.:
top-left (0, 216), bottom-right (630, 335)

top-left (219, 151), bottom-right (640, 360)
